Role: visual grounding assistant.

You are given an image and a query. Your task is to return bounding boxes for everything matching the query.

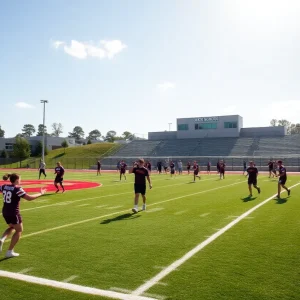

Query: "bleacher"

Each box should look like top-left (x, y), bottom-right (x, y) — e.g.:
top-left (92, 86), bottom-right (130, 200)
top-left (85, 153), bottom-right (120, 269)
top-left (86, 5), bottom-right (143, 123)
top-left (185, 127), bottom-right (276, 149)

top-left (98, 135), bottom-right (300, 171)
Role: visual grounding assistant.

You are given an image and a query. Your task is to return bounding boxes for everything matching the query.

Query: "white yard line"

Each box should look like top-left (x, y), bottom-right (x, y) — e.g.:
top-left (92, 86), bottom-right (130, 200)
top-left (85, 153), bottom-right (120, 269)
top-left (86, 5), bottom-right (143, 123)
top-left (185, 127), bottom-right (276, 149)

top-left (0, 270), bottom-right (155, 300)
top-left (63, 275), bottom-right (79, 283)
top-left (21, 177), bottom-right (218, 212)
top-left (131, 183), bottom-right (300, 296)
top-left (15, 180), bottom-right (244, 241)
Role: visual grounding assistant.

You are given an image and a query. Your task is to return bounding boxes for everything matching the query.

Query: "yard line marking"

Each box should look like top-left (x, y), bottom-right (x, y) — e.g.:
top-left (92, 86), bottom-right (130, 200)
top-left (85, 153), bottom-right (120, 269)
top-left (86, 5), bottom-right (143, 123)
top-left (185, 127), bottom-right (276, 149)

top-left (95, 205), bottom-right (108, 208)
top-left (12, 180), bottom-right (245, 241)
top-left (145, 208), bottom-right (164, 213)
top-left (225, 215), bottom-right (239, 219)
top-left (110, 287), bottom-right (132, 293)
top-left (131, 182), bottom-right (300, 296)
top-left (77, 204), bottom-right (90, 207)
top-left (105, 206), bottom-right (124, 210)
top-left (0, 270), bottom-right (155, 300)
top-left (174, 210), bottom-right (188, 215)
top-left (200, 213), bottom-right (210, 217)
top-left (18, 268), bottom-right (33, 274)
top-left (22, 177), bottom-right (218, 212)
top-left (142, 293), bottom-right (166, 300)
top-left (63, 275), bottom-right (79, 283)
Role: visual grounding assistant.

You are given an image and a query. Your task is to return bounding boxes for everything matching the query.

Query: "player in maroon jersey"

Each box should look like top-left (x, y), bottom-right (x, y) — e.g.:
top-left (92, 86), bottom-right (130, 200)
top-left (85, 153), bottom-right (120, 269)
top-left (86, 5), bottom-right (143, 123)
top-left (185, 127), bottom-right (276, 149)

top-left (219, 160), bottom-right (226, 179)
top-left (207, 160), bottom-right (211, 175)
top-left (97, 160), bottom-right (101, 176)
top-left (276, 160), bottom-right (291, 198)
top-left (129, 158), bottom-right (152, 213)
top-left (54, 162), bottom-right (65, 193)
top-left (146, 161), bottom-right (152, 174)
top-left (187, 162), bottom-right (191, 174)
top-left (0, 173), bottom-right (46, 258)
top-left (119, 160), bottom-right (127, 181)
top-left (193, 161), bottom-right (201, 182)
top-left (170, 161), bottom-right (176, 178)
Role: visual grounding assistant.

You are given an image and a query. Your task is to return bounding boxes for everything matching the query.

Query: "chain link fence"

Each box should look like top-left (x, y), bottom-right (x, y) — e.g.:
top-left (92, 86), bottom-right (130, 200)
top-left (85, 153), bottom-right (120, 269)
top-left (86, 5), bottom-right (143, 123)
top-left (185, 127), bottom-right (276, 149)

top-left (1, 155), bottom-right (300, 172)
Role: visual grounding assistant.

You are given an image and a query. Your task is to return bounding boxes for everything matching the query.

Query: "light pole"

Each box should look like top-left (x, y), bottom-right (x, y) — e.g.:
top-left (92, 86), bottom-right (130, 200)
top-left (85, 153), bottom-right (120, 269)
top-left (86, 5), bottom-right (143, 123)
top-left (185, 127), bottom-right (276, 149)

top-left (40, 100), bottom-right (48, 162)
top-left (168, 123), bottom-right (172, 131)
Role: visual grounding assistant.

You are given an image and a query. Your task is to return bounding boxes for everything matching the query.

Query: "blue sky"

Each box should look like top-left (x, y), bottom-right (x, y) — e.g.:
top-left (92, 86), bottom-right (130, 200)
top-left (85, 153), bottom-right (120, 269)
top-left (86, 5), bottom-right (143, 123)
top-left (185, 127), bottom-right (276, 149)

top-left (1, 0), bottom-right (300, 138)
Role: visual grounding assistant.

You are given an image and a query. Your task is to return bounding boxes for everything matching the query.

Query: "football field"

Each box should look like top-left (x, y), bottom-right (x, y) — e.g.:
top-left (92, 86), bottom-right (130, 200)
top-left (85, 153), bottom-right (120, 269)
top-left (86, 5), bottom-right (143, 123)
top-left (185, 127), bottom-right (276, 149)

top-left (0, 170), bottom-right (299, 300)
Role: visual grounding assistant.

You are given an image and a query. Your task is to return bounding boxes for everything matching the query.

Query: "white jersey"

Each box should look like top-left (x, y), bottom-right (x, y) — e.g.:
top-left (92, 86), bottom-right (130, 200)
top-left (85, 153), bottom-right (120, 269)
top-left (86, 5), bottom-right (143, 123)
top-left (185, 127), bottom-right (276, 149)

top-left (39, 162), bottom-right (46, 169)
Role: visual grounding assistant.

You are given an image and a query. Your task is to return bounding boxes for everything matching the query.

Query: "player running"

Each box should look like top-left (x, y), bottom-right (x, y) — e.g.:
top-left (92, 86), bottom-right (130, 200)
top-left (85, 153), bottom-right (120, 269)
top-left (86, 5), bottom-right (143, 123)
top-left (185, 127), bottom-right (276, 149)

top-left (0, 173), bottom-right (46, 257)
top-left (246, 161), bottom-right (261, 197)
top-left (267, 160), bottom-right (275, 178)
top-left (187, 162), bottom-right (191, 174)
top-left (193, 161), bottom-right (200, 182)
top-left (119, 160), bottom-right (127, 181)
top-left (97, 160), bottom-right (101, 176)
top-left (276, 160), bottom-right (291, 198)
top-left (54, 162), bottom-right (65, 193)
top-left (219, 160), bottom-right (225, 179)
top-left (38, 159), bottom-right (47, 179)
top-left (170, 161), bottom-right (176, 178)
top-left (243, 160), bottom-right (247, 175)
top-left (207, 160), bottom-right (211, 175)
top-left (146, 161), bottom-right (152, 174)
top-left (157, 161), bottom-right (162, 174)
top-left (129, 159), bottom-right (152, 213)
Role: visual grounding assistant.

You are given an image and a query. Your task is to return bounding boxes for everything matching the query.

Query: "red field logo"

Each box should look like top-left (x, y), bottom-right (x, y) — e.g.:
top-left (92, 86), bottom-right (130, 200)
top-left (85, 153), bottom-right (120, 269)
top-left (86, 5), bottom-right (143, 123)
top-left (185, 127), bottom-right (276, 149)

top-left (0, 180), bottom-right (101, 193)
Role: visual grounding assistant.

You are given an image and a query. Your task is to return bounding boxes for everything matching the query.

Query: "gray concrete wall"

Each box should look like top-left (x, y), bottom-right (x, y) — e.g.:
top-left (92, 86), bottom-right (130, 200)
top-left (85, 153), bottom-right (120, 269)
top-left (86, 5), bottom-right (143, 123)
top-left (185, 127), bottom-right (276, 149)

top-left (176, 115), bottom-right (242, 139)
top-left (148, 131), bottom-right (177, 140)
top-left (240, 126), bottom-right (286, 137)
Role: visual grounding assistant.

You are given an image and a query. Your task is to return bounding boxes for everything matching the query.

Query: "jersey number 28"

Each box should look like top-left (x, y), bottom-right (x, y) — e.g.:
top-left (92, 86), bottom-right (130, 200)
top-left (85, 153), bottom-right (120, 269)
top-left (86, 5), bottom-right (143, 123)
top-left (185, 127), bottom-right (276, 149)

top-left (3, 190), bottom-right (12, 203)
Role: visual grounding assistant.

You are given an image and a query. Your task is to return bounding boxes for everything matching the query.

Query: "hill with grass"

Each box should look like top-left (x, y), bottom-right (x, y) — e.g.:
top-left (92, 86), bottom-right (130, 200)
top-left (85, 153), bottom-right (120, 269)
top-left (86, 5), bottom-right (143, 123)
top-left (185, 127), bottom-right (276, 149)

top-left (1, 143), bottom-right (122, 169)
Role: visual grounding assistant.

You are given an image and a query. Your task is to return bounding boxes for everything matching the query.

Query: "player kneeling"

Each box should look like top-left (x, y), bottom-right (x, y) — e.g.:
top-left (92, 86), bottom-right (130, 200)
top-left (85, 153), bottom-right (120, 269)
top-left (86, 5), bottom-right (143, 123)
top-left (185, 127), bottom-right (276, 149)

top-left (247, 161), bottom-right (261, 197)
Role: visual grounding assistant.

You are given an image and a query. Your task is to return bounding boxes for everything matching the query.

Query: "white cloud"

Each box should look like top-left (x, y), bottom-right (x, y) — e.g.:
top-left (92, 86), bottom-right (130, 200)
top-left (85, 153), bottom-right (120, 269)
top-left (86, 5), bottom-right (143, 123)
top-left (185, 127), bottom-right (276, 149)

top-left (15, 102), bottom-right (35, 109)
top-left (53, 40), bottom-right (64, 49)
top-left (157, 82), bottom-right (176, 92)
top-left (52, 39), bottom-right (127, 60)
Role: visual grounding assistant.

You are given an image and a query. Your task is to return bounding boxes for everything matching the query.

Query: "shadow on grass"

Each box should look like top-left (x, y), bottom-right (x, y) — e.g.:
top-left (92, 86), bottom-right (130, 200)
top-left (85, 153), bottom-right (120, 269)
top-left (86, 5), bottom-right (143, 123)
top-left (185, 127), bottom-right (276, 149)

top-left (53, 153), bottom-right (65, 159)
top-left (274, 197), bottom-right (288, 204)
top-left (0, 257), bottom-right (13, 263)
top-left (241, 196), bottom-right (257, 202)
top-left (100, 213), bottom-right (141, 224)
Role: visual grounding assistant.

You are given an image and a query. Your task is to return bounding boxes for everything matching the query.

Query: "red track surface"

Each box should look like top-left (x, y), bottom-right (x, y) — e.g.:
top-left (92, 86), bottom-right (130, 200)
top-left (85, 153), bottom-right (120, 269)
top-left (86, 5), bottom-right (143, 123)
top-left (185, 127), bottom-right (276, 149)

top-left (0, 180), bottom-right (101, 193)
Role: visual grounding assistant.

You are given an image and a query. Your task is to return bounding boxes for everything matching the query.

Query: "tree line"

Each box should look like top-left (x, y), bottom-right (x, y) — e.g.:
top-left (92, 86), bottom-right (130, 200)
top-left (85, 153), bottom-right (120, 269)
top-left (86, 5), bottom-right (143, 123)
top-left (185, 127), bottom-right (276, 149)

top-left (270, 119), bottom-right (300, 134)
top-left (0, 123), bottom-right (138, 143)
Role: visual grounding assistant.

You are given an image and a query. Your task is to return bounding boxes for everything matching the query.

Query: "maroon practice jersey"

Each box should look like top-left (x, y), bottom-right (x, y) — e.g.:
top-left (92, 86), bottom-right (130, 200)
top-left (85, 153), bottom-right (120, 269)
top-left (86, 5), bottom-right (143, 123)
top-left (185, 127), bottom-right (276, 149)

top-left (193, 164), bottom-right (199, 171)
top-left (132, 167), bottom-right (149, 185)
top-left (55, 166), bottom-right (65, 177)
top-left (120, 163), bottom-right (127, 171)
top-left (1, 185), bottom-right (26, 215)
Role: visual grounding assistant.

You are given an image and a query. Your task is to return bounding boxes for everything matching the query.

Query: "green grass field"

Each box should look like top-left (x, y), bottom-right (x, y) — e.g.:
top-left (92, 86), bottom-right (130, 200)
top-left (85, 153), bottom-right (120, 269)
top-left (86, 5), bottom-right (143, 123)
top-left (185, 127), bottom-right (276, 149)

top-left (1, 143), bottom-right (120, 169)
top-left (0, 170), bottom-right (299, 300)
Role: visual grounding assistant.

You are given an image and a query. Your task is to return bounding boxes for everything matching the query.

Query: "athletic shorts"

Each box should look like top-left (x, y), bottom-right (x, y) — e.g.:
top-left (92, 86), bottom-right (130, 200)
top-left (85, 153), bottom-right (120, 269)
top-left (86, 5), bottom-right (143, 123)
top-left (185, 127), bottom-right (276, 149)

top-left (171, 169), bottom-right (175, 174)
top-left (55, 177), bottom-right (63, 183)
top-left (120, 170), bottom-right (126, 174)
top-left (279, 177), bottom-right (287, 185)
top-left (134, 184), bottom-right (146, 195)
top-left (207, 167), bottom-right (211, 171)
top-left (178, 168), bottom-right (182, 172)
top-left (248, 179), bottom-right (257, 186)
top-left (194, 171), bottom-right (199, 175)
top-left (3, 214), bottom-right (22, 225)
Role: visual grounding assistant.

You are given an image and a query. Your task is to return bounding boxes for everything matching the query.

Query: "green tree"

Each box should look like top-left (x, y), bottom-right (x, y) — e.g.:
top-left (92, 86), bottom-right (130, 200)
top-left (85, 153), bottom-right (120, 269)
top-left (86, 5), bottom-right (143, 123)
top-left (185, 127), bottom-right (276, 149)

top-left (68, 126), bottom-right (85, 142)
top-left (0, 126), bottom-right (5, 138)
top-left (34, 141), bottom-right (48, 156)
top-left (87, 139), bottom-right (92, 144)
top-left (36, 124), bottom-right (47, 136)
top-left (0, 149), bottom-right (8, 158)
top-left (270, 119), bottom-right (297, 134)
top-left (290, 123), bottom-right (300, 134)
top-left (61, 140), bottom-right (69, 153)
top-left (87, 129), bottom-right (101, 140)
top-left (21, 124), bottom-right (36, 137)
top-left (122, 131), bottom-right (135, 141)
top-left (51, 123), bottom-right (63, 137)
top-left (104, 130), bottom-right (117, 142)
top-left (13, 136), bottom-right (31, 166)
